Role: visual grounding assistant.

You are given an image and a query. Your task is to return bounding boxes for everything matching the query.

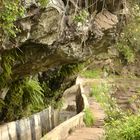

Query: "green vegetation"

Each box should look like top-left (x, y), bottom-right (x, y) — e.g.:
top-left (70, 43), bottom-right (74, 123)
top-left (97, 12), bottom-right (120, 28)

top-left (83, 108), bottom-right (95, 127)
top-left (23, 78), bottom-right (44, 109)
top-left (115, 3), bottom-right (140, 63)
top-left (0, 0), bottom-right (24, 37)
top-left (1, 77), bottom-right (44, 121)
top-left (0, 0), bottom-right (48, 42)
top-left (0, 57), bottom-right (84, 121)
top-left (116, 43), bottom-right (135, 63)
top-left (80, 69), bottom-right (102, 78)
top-left (0, 53), bottom-right (15, 87)
top-left (105, 115), bottom-right (140, 140)
top-left (73, 10), bottom-right (89, 23)
top-left (91, 83), bottom-right (124, 122)
top-left (91, 82), bottom-right (140, 140)
top-left (0, 0), bottom-right (139, 129)
top-left (39, 0), bottom-right (49, 7)
top-left (0, 50), bottom-right (24, 88)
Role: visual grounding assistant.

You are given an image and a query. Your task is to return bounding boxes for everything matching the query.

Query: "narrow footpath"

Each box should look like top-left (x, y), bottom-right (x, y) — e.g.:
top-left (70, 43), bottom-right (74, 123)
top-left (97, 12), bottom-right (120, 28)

top-left (66, 85), bottom-right (105, 140)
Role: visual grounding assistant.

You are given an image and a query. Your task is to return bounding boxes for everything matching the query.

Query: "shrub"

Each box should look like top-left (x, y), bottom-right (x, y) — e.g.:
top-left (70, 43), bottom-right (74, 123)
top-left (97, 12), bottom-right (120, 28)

top-left (115, 3), bottom-right (140, 63)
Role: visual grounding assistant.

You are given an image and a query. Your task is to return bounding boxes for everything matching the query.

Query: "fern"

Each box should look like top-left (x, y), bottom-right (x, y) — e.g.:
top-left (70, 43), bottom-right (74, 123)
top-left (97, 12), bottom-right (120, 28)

top-left (23, 78), bottom-right (44, 108)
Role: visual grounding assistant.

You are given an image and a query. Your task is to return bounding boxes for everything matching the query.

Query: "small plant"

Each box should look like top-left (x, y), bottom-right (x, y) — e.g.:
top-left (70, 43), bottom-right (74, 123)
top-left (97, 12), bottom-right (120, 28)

top-left (23, 77), bottom-right (44, 109)
top-left (39, 0), bottom-right (49, 7)
top-left (83, 108), bottom-right (95, 127)
top-left (73, 10), bottom-right (89, 23)
top-left (116, 43), bottom-right (135, 63)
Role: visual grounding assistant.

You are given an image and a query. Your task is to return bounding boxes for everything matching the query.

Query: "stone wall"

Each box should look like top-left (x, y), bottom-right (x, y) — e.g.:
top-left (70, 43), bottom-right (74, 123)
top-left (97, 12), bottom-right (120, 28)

top-left (41, 84), bottom-right (89, 140)
top-left (0, 83), bottom-right (89, 140)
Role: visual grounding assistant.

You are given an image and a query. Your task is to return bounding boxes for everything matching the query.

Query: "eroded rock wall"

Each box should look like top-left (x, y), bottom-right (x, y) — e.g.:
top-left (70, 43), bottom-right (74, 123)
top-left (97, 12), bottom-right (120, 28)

top-left (0, 0), bottom-right (127, 122)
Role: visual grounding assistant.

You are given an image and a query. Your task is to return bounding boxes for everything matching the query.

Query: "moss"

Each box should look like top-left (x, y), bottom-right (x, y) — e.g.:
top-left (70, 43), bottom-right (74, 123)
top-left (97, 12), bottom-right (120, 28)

top-left (0, 52), bottom-right (15, 88)
top-left (0, 49), bottom-right (24, 89)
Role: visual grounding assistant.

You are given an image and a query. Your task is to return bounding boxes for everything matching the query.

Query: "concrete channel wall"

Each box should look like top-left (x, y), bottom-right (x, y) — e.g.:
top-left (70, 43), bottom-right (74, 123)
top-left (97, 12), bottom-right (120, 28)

top-left (0, 83), bottom-right (89, 140)
top-left (0, 107), bottom-right (60, 140)
top-left (41, 84), bottom-right (89, 140)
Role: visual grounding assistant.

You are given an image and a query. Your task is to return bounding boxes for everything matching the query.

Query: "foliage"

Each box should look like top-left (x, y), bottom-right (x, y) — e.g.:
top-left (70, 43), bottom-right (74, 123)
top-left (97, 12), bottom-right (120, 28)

top-left (105, 115), bottom-right (140, 140)
top-left (23, 77), bottom-right (44, 109)
top-left (42, 84), bottom-right (64, 109)
top-left (0, 53), bottom-right (15, 84)
top-left (51, 98), bottom-right (64, 109)
top-left (60, 63), bottom-right (84, 77)
top-left (2, 80), bottom-right (24, 121)
top-left (1, 77), bottom-right (44, 121)
top-left (0, 61), bottom-right (84, 121)
top-left (91, 81), bottom-right (140, 140)
top-left (0, 0), bottom-right (48, 46)
top-left (0, 50), bottom-right (24, 88)
top-left (90, 83), bottom-right (110, 102)
top-left (83, 108), bottom-right (95, 127)
top-left (0, 0), bottom-right (24, 37)
top-left (91, 83), bottom-right (124, 122)
top-left (90, 82), bottom-right (140, 140)
top-left (116, 3), bottom-right (140, 63)
top-left (116, 43), bottom-right (135, 63)
top-left (39, 0), bottom-right (49, 7)
top-left (0, 99), bottom-right (5, 112)
top-left (73, 10), bottom-right (89, 23)
top-left (0, 52), bottom-right (16, 89)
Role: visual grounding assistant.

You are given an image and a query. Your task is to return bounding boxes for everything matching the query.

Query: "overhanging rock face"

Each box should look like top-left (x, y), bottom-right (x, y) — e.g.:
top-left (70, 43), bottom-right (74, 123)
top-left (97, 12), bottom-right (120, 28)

top-left (0, 3), bottom-right (119, 78)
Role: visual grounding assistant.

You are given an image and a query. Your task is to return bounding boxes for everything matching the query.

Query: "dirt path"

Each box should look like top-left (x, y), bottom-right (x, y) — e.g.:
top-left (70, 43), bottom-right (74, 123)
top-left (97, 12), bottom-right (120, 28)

top-left (66, 85), bottom-right (105, 140)
top-left (66, 76), bottom-right (140, 140)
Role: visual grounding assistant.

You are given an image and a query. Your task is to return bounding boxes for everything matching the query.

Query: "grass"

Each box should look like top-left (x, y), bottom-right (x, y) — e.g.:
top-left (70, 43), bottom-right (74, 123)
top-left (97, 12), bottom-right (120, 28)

top-left (105, 115), bottom-right (140, 140)
top-left (90, 83), bottom-right (124, 122)
top-left (90, 82), bottom-right (140, 140)
top-left (90, 83), bottom-right (110, 105)
top-left (83, 108), bottom-right (95, 127)
top-left (80, 69), bottom-right (102, 78)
